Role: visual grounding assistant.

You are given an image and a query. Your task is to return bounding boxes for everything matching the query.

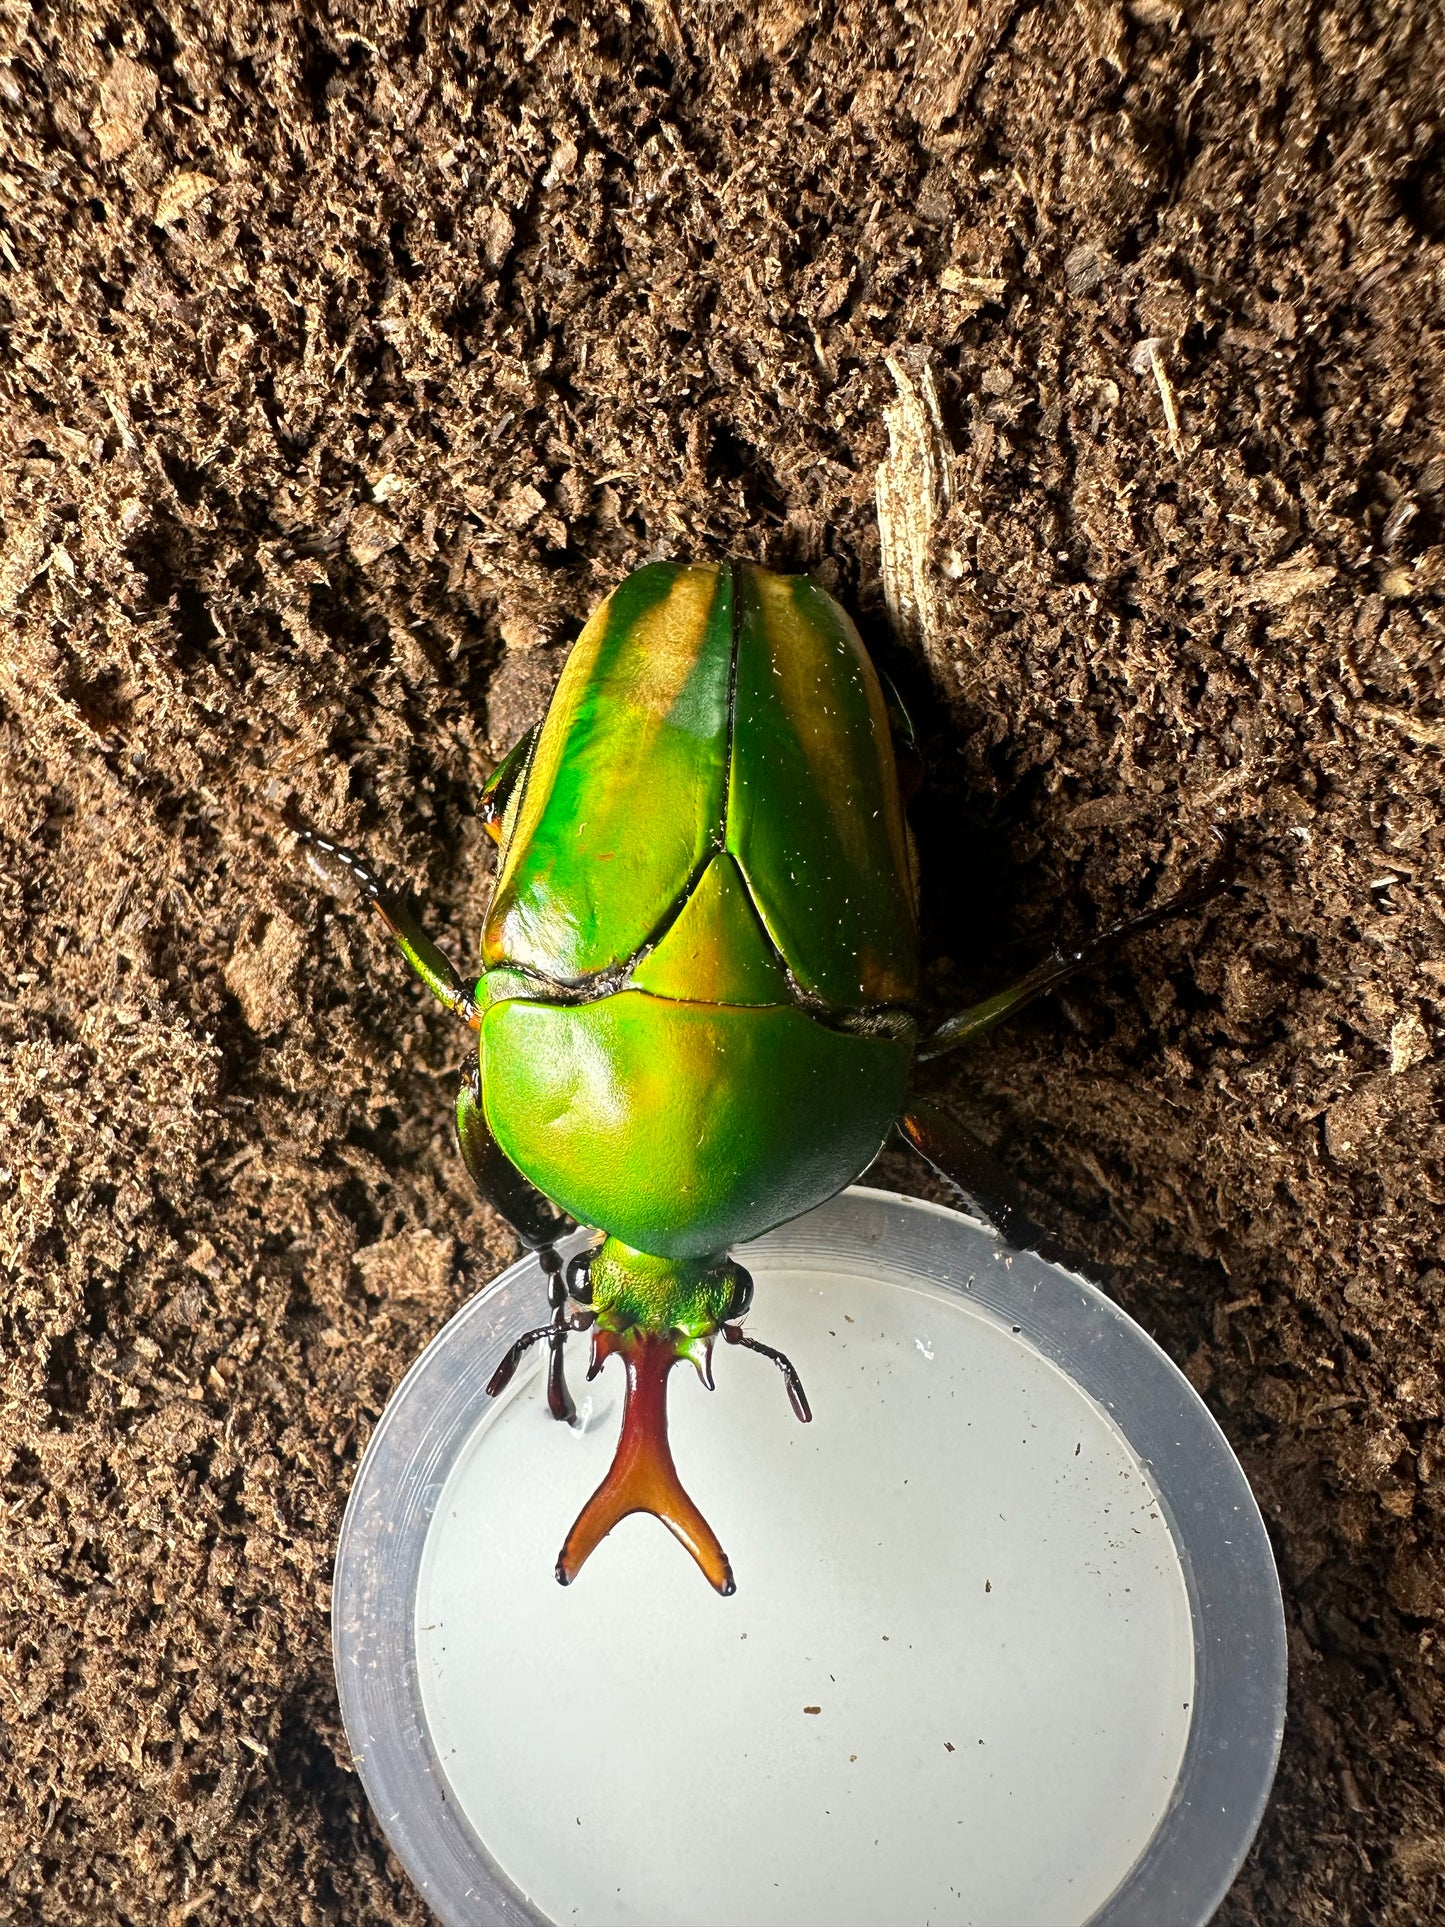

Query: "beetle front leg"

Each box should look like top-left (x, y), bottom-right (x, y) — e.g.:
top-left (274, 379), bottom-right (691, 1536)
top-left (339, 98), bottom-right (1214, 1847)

top-left (456, 1064), bottom-right (581, 1421)
top-left (486, 1307), bottom-right (595, 1401)
top-left (298, 830), bottom-right (479, 1025)
top-left (898, 1102), bottom-right (1052, 1257)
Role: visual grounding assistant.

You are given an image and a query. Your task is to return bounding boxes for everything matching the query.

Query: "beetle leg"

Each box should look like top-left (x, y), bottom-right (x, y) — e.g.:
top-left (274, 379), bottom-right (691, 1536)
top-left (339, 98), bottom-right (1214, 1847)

top-left (486, 1308), bottom-right (595, 1401)
top-left (898, 1102), bottom-right (1052, 1257)
top-left (297, 829), bottom-right (479, 1025)
top-left (455, 1064), bottom-right (573, 1246)
top-left (918, 838), bottom-right (1235, 1062)
top-left (486, 1323), bottom-right (554, 1398)
top-left (541, 1252), bottom-right (577, 1423)
top-left (721, 1324), bottom-right (813, 1423)
top-left (877, 664), bottom-right (924, 807)
top-left (456, 1065), bottom-right (583, 1421)
top-left (478, 725), bottom-right (539, 844)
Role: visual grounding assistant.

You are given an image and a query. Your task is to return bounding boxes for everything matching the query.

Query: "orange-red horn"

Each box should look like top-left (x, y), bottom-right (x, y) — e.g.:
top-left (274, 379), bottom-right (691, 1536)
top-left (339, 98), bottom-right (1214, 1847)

top-left (556, 1327), bottom-right (734, 1595)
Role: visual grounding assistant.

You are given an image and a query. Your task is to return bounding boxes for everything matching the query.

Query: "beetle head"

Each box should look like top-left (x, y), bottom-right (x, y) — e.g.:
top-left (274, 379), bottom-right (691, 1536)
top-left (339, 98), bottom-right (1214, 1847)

top-left (581, 1237), bottom-right (742, 1343)
top-left (551, 1238), bottom-right (750, 1595)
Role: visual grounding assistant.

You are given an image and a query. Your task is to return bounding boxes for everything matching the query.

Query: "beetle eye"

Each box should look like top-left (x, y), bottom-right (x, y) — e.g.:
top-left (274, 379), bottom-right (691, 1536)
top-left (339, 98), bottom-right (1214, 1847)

top-left (728, 1262), bottom-right (754, 1321)
top-left (566, 1251), bottom-right (595, 1304)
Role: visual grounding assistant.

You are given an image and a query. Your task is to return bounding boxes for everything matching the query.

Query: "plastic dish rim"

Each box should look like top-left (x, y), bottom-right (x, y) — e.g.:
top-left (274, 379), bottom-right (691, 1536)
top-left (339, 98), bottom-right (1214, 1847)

top-left (332, 1185), bottom-right (1287, 1927)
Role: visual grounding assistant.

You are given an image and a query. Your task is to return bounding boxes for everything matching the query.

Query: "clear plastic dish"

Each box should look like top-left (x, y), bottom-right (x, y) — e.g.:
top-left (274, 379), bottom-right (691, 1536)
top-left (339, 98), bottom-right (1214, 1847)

top-left (333, 1187), bottom-right (1285, 1927)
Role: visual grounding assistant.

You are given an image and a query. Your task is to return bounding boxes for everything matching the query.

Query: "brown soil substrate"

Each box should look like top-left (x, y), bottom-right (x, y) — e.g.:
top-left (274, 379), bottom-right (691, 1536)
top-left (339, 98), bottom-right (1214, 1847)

top-left (3, 2), bottom-right (1445, 1921)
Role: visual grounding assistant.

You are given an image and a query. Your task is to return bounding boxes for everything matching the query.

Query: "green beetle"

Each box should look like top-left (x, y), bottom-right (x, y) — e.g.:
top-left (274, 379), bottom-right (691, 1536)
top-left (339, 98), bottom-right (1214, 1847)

top-left (305, 560), bottom-right (1181, 1593)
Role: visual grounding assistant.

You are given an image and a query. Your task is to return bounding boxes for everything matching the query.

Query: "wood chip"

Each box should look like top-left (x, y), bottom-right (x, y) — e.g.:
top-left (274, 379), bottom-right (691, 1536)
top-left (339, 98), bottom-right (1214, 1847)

top-left (92, 54), bottom-right (157, 161)
top-left (155, 171), bottom-right (219, 228)
top-left (347, 503), bottom-right (401, 566)
top-left (876, 357), bottom-right (955, 659)
top-left (1240, 559), bottom-right (1337, 607)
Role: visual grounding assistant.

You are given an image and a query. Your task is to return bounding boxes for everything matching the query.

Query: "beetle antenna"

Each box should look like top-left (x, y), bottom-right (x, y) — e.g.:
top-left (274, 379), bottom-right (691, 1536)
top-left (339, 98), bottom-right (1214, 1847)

top-left (722, 1324), bottom-right (813, 1423)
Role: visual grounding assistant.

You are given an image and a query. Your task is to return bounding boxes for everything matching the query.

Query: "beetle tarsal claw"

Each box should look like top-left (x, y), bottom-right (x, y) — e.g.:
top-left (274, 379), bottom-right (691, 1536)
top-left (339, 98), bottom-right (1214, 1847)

top-left (556, 1329), bottom-right (735, 1596)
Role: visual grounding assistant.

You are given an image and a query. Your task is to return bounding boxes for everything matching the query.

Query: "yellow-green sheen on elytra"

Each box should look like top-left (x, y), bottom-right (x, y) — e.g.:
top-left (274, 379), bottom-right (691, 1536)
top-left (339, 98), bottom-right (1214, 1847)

top-left (478, 560), bottom-right (919, 1334)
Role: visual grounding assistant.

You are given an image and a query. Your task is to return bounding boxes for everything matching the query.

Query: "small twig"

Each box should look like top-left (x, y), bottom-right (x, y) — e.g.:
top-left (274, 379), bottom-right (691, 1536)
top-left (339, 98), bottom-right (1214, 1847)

top-left (1130, 337), bottom-right (1182, 456)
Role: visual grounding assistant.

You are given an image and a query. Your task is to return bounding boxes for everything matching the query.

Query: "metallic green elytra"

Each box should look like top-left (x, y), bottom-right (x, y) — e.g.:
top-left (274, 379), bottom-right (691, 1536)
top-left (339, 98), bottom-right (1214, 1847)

top-left (481, 561), bottom-right (918, 1263)
top-left (307, 557), bottom-right (1153, 1592)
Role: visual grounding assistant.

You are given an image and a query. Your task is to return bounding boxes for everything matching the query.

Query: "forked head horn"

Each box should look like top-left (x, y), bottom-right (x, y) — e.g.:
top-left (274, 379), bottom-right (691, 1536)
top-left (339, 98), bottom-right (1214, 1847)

top-left (556, 1325), bottom-right (735, 1595)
